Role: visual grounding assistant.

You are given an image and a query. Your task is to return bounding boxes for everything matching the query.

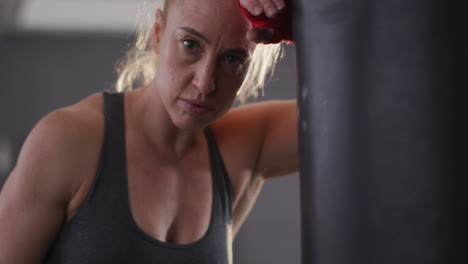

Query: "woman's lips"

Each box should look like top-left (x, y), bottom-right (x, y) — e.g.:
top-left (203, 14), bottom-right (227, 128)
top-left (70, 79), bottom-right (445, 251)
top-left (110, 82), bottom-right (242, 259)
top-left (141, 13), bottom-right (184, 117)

top-left (181, 99), bottom-right (215, 116)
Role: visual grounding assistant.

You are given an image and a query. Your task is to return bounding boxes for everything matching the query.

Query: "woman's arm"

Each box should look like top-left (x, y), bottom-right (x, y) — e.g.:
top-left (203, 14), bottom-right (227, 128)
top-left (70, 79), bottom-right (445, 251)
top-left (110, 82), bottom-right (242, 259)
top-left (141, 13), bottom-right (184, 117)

top-left (0, 98), bottom-right (103, 263)
top-left (213, 100), bottom-right (297, 235)
top-left (229, 100), bottom-right (298, 179)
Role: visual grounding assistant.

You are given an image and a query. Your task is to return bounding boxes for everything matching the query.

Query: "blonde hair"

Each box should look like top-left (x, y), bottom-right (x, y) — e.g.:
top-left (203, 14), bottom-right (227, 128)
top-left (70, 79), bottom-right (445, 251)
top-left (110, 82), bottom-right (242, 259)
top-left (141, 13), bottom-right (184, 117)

top-left (115, 0), bottom-right (284, 102)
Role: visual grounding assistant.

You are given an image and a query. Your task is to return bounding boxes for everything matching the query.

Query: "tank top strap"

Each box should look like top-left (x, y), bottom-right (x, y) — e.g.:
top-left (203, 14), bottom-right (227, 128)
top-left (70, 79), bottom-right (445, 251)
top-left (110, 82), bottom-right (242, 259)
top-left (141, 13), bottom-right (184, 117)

top-left (72, 92), bottom-right (129, 226)
top-left (204, 126), bottom-right (233, 221)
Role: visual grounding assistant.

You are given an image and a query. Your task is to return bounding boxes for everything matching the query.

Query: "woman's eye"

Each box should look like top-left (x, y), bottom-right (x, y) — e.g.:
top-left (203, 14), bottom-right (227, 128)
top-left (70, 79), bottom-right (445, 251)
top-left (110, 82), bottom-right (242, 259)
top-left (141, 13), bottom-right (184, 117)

top-left (182, 38), bottom-right (200, 52)
top-left (225, 55), bottom-right (244, 66)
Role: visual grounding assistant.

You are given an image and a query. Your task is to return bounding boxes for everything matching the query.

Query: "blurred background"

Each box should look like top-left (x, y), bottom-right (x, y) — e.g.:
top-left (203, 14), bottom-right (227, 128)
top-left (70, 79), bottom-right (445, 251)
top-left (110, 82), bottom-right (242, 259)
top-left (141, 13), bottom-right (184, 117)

top-left (0, 0), bottom-right (300, 263)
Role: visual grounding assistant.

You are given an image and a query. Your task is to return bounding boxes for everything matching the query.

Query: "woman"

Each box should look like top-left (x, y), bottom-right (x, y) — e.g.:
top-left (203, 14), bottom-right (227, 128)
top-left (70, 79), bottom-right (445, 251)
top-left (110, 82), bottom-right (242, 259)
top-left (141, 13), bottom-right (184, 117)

top-left (0, 0), bottom-right (296, 263)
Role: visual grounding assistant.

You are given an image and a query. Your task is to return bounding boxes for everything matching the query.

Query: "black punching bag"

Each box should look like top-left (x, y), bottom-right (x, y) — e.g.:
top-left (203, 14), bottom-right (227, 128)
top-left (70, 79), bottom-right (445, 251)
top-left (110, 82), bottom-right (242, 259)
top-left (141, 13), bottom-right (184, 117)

top-left (293, 0), bottom-right (467, 263)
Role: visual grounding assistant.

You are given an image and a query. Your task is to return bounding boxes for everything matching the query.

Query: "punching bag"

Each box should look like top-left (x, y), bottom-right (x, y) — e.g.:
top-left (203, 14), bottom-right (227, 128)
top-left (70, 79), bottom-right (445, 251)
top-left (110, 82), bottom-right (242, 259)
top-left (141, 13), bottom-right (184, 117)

top-left (293, 0), bottom-right (467, 263)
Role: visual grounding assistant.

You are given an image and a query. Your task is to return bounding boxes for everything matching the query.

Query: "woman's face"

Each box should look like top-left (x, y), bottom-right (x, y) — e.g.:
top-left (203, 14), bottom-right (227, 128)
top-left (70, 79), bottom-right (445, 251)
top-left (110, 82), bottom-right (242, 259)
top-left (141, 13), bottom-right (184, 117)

top-left (152, 0), bottom-right (255, 130)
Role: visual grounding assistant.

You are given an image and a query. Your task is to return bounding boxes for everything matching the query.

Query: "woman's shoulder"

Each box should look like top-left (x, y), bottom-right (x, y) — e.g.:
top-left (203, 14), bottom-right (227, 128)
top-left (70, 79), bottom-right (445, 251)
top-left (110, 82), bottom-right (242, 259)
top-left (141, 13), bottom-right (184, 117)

top-left (9, 92), bottom-right (107, 212)
top-left (22, 92), bottom-right (105, 163)
top-left (13, 93), bottom-right (105, 182)
top-left (38, 92), bottom-right (105, 142)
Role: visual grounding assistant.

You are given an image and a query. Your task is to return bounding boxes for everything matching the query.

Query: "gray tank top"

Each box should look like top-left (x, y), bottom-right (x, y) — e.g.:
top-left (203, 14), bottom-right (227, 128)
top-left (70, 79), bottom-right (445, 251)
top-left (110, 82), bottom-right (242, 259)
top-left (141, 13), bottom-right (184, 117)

top-left (44, 92), bottom-right (233, 263)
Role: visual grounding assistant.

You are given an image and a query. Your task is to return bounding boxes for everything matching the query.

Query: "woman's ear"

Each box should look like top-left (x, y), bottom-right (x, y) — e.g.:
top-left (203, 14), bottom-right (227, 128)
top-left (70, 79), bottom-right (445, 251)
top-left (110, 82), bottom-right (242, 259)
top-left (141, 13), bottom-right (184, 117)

top-left (152, 9), bottom-right (165, 54)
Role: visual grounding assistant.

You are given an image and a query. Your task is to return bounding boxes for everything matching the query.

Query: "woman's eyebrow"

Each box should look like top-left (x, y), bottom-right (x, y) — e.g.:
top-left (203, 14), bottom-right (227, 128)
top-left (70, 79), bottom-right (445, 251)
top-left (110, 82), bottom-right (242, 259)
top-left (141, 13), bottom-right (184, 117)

top-left (180, 27), bottom-right (209, 44)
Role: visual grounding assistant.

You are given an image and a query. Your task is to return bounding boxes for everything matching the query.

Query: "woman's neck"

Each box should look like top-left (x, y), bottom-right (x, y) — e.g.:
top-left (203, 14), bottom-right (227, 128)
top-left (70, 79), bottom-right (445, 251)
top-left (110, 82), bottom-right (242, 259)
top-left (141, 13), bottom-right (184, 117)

top-left (126, 84), bottom-right (205, 161)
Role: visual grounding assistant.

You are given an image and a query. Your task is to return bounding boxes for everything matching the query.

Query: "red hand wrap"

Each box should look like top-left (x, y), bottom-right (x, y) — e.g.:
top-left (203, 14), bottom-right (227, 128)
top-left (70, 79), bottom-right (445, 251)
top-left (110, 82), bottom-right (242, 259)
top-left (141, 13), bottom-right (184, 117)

top-left (238, 0), bottom-right (293, 43)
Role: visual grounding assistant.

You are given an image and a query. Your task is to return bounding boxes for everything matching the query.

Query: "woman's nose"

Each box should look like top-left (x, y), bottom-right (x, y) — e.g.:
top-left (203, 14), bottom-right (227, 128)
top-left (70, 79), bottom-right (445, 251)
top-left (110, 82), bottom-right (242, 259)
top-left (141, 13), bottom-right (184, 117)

top-left (192, 59), bottom-right (216, 95)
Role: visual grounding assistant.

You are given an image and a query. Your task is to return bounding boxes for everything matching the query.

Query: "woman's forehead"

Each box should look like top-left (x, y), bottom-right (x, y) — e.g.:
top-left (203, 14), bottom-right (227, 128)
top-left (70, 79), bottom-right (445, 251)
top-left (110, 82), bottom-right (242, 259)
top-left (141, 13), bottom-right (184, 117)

top-left (165, 0), bottom-right (253, 51)
top-left (166, 0), bottom-right (250, 34)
